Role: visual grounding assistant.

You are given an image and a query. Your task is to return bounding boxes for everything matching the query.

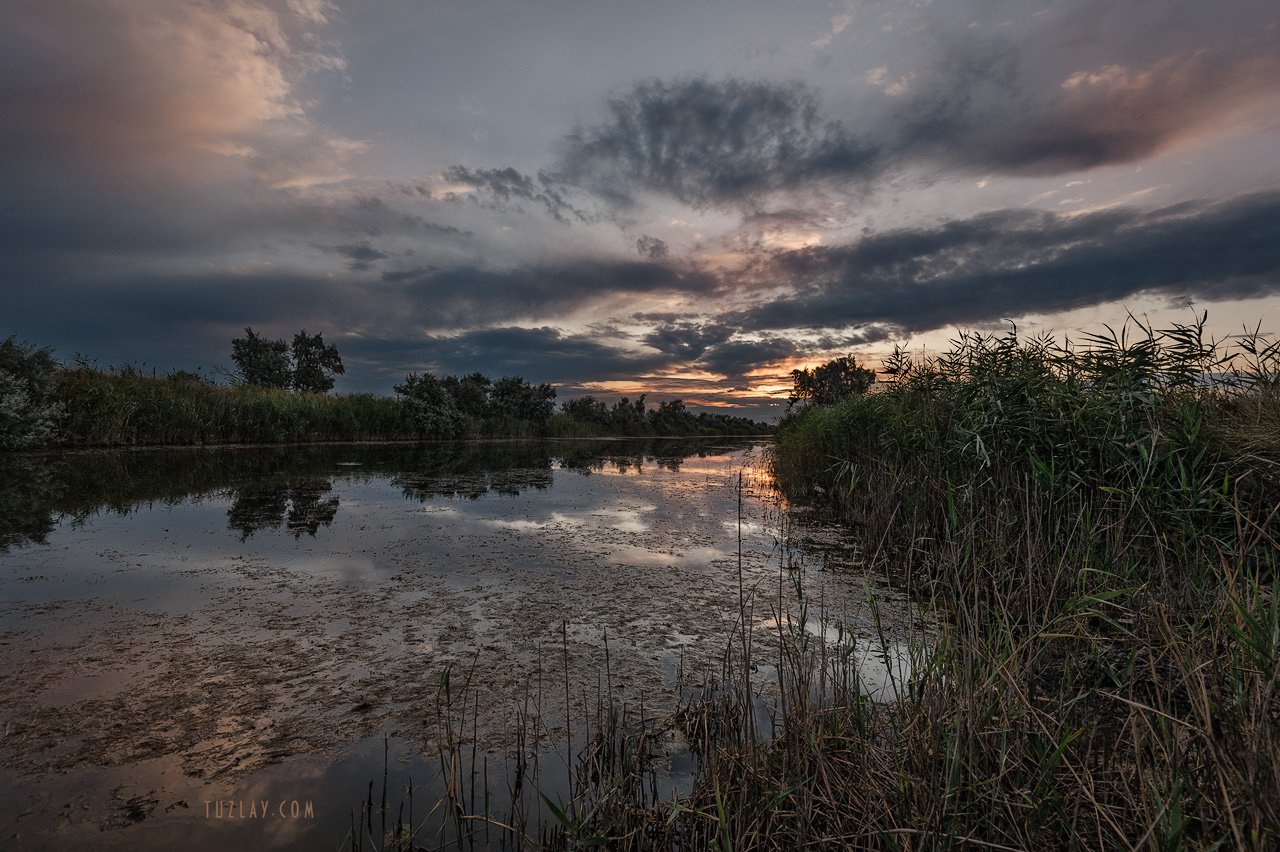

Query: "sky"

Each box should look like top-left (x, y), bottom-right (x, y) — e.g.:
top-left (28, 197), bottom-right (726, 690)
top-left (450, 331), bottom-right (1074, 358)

top-left (3, 0), bottom-right (1279, 419)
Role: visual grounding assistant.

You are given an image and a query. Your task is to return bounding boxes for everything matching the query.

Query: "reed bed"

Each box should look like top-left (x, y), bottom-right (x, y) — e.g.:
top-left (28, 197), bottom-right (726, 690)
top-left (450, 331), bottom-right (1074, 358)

top-left (751, 315), bottom-right (1280, 849)
top-left (55, 367), bottom-right (416, 445)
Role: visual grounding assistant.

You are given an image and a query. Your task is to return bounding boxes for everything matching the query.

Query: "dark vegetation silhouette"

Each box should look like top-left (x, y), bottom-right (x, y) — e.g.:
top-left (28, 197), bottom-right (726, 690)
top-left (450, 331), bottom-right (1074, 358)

top-left (394, 371), bottom-right (558, 438)
top-left (0, 333), bottom-right (770, 447)
top-left (231, 327), bottom-right (345, 392)
top-left (787, 354), bottom-right (876, 408)
top-left (558, 393), bottom-right (769, 437)
top-left (393, 370), bottom-right (769, 439)
top-left (0, 337), bottom-right (63, 450)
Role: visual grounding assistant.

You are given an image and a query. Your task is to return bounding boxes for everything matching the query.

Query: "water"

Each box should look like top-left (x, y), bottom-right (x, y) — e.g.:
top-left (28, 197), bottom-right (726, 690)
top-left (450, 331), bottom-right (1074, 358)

top-left (0, 439), bottom-right (922, 850)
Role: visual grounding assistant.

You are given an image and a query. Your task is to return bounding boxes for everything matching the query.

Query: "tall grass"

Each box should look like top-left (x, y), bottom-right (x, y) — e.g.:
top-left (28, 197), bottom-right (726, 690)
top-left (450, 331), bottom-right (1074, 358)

top-left (40, 368), bottom-right (771, 447)
top-left (772, 315), bottom-right (1279, 582)
top-left (744, 314), bottom-right (1280, 848)
top-left (54, 367), bottom-right (416, 445)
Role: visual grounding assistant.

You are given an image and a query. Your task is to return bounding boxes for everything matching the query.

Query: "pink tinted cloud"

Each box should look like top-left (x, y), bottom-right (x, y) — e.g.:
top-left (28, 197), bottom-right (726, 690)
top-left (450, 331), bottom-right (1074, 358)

top-left (4, 0), bottom-right (360, 187)
top-left (1053, 49), bottom-right (1280, 162)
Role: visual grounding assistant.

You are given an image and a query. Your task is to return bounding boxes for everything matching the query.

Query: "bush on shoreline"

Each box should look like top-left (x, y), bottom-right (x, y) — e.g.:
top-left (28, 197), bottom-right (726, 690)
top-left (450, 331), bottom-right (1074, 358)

top-left (773, 316), bottom-right (1279, 562)
top-left (0, 338), bottom-right (65, 450)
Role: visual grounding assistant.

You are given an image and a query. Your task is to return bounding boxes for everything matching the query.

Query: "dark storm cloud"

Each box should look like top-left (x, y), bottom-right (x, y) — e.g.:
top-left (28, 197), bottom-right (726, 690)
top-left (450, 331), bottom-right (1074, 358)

top-left (814, 327), bottom-right (897, 350)
top-left (9, 270), bottom-right (361, 333)
top-left (892, 36), bottom-right (1280, 177)
top-left (1, 265), bottom-right (368, 382)
top-left (636, 316), bottom-right (891, 383)
top-left (733, 189), bottom-right (1280, 334)
top-left (342, 326), bottom-right (675, 387)
top-left (551, 78), bottom-right (881, 208)
top-left (439, 166), bottom-right (587, 224)
top-left (695, 337), bottom-right (800, 383)
top-left (0, 178), bottom-right (465, 269)
top-left (462, 19), bottom-right (1279, 212)
top-left (642, 322), bottom-right (734, 360)
top-left (642, 322), bottom-right (877, 383)
top-left (382, 259), bottom-right (718, 330)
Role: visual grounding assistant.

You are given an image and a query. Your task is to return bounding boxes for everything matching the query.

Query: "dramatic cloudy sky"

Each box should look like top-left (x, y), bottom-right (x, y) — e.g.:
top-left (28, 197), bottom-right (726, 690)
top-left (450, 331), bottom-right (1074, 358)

top-left (3, 0), bottom-right (1279, 418)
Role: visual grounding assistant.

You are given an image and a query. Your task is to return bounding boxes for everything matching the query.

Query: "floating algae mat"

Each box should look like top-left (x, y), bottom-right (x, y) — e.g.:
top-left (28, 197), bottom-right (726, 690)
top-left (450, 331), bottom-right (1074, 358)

top-left (0, 439), bottom-right (922, 850)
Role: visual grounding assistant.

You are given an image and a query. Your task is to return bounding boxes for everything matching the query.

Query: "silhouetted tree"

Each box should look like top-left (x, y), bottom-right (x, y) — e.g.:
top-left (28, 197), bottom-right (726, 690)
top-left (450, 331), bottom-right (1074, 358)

top-left (394, 372), bottom-right (465, 438)
top-left (789, 356), bottom-right (876, 408)
top-left (230, 328), bottom-right (344, 393)
top-left (650, 398), bottom-right (698, 435)
top-left (230, 327), bottom-right (291, 389)
top-left (290, 330), bottom-right (344, 393)
top-left (442, 372), bottom-right (492, 419)
top-left (610, 394), bottom-right (648, 433)
top-left (562, 395), bottom-right (611, 426)
top-left (490, 376), bottom-right (556, 428)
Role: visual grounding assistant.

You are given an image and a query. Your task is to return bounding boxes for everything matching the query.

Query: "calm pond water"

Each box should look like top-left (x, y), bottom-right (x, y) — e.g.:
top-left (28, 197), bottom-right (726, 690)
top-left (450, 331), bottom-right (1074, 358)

top-left (0, 439), bottom-right (921, 850)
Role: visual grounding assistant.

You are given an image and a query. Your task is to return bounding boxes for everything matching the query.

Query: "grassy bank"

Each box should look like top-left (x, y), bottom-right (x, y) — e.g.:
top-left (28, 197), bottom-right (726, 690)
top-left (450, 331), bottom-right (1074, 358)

top-left (22, 367), bottom-right (770, 447)
top-left (55, 367), bottom-right (417, 445)
top-left (739, 318), bottom-right (1280, 848)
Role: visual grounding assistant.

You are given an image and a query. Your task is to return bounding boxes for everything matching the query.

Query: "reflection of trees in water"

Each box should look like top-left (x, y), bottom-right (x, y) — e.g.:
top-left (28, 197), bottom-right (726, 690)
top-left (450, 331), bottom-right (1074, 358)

top-left (391, 439), bottom-right (739, 499)
top-left (555, 438), bottom-right (736, 475)
top-left (0, 456), bottom-right (60, 549)
top-left (226, 479), bottom-right (340, 540)
top-left (395, 469), bottom-right (553, 501)
top-left (0, 438), bottom-right (757, 550)
top-left (392, 442), bottom-right (555, 501)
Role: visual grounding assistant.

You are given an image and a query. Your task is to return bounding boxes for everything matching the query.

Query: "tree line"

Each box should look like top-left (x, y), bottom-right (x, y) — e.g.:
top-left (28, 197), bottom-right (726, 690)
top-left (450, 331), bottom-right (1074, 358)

top-left (394, 372), bottom-right (770, 438)
top-left (393, 371), bottom-right (557, 438)
top-left (1, 328), bottom-right (772, 448)
top-left (787, 355), bottom-right (876, 408)
top-left (560, 394), bottom-right (769, 437)
top-left (228, 327), bottom-right (770, 438)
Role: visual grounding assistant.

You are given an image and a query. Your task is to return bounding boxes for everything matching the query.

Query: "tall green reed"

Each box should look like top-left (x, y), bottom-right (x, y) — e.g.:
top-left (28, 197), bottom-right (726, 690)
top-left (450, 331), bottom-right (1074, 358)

top-left (54, 367), bottom-right (415, 445)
